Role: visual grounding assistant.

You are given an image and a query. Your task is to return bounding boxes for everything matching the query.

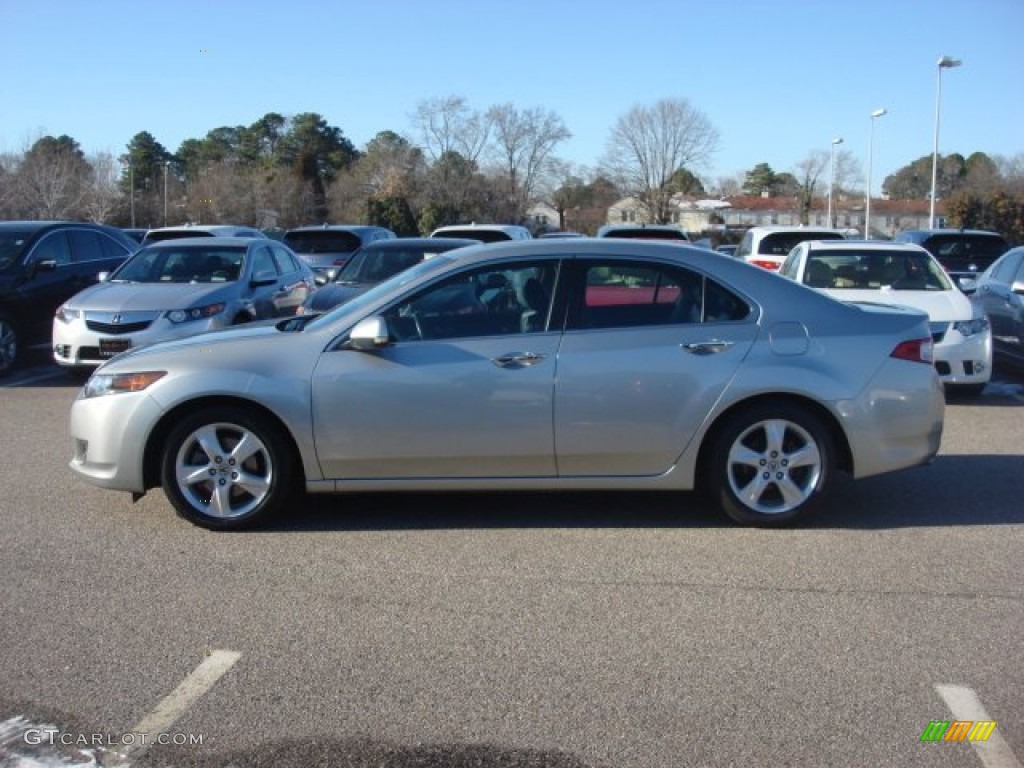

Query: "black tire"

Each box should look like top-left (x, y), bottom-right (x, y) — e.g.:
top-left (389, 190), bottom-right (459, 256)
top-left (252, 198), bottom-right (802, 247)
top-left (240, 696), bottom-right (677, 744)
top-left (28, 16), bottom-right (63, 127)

top-left (0, 314), bottom-right (20, 377)
top-left (160, 406), bottom-right (296, 530)
top-left (708, 403), bottom-right (834, 527)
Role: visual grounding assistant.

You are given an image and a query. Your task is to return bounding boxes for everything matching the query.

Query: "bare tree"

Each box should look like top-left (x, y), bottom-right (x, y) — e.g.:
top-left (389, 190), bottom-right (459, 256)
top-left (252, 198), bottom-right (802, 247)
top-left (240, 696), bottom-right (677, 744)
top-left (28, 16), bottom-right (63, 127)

top-left (16, 135), bottom-right (90, 219)
top-left (793, 150), bottom-right (829, 223)
top-left (602, 98), bottom-right (720, 224)
top-left (412, 96), bottom-right (490, 166)
top-left (486, 104), bottom-right (571, 220)
top-left (80, 153), bottom-right (122, 223)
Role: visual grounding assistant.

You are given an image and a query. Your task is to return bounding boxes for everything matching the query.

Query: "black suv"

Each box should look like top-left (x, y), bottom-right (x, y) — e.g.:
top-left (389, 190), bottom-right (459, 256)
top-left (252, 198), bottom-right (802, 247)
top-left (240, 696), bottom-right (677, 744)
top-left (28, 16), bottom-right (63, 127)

top-left (893, 229), bottom-right (1010, 290)
top-left (0, 221), bottom-right (137, 374)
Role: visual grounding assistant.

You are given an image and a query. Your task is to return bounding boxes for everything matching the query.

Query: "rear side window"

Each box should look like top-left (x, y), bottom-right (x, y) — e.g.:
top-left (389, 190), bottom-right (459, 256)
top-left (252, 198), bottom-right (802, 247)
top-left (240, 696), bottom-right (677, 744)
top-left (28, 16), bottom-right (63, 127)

top-left (31, 231), bottom-right (72, 265)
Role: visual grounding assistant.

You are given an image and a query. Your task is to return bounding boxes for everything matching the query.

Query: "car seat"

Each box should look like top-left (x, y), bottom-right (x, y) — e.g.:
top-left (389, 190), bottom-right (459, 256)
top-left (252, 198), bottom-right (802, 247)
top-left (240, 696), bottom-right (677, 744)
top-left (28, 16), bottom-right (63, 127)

top-left (805, 260), bottom-right (835, 288)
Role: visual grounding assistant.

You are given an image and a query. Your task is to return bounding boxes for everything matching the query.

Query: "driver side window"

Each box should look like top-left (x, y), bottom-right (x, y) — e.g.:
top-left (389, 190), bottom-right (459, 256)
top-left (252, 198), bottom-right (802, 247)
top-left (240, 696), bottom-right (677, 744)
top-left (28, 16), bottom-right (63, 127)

top-left (30, 232), bottom-right (72, 266)
top-left (383, 261), bottom-right (558, 341)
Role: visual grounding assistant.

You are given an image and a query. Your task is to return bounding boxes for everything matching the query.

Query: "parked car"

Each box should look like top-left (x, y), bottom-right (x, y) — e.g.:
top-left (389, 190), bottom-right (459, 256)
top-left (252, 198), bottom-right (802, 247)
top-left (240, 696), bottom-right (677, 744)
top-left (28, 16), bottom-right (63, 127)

top-left (893, 229), bottom-right (1010, 292)
top-left (970, 245), bottom-right (1024, 366)
top-left (430, 223), bottom-right (533, 242)
top-left (779, 240), bottom-right (991, 395)
top-left (735, 226), bottom-right (846, 271)
top-left (283, 225), bottom-right (397, 282)
top-left (68, 239), bottom-right (943, 531)
top-left (142, 224), bottom-right (267, 245)
top-left (298, 237), bottom-right (480, 315)
top-left (596, 224), bottom-right (690, 241)
top-left (0, 221), bottom-right (137, 375)
top-left (53, 237), bottom-right (315, 371)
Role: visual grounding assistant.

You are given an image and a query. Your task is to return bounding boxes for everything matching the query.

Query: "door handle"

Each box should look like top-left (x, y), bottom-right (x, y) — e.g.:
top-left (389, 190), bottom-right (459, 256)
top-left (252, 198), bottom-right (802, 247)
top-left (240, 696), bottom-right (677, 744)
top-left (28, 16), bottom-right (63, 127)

top-left (682, 341), bottom-right (734, 355)
top-left (493, 352), bottom-right (546, 368)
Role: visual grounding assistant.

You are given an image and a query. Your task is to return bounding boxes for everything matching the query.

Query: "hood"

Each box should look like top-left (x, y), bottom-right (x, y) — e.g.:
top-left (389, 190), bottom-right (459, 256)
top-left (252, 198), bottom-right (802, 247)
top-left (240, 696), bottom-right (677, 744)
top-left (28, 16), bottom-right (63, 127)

top-left (822, 288), bottom-right (971, 322)
top-left (309, 282), bottom-right (370, 310)
top-left (67, 281), bottom-right (233, 311)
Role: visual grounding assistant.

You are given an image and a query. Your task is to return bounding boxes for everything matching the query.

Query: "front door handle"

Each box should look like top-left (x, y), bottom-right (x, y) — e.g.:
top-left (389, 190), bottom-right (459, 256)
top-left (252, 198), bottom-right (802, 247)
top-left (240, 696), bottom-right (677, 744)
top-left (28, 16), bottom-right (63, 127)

top-left (493, 352), bottom-right (546, 368)
top-left (682, 341), bottom-right (735, 355)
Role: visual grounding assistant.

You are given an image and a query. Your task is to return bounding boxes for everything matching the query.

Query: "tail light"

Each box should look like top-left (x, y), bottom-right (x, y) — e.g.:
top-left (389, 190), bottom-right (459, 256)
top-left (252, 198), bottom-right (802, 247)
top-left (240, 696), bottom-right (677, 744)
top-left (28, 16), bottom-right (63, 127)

top-left (890, 338), bottom-right (934, 364)
top-left (751, 260), bottom-right (780, 270)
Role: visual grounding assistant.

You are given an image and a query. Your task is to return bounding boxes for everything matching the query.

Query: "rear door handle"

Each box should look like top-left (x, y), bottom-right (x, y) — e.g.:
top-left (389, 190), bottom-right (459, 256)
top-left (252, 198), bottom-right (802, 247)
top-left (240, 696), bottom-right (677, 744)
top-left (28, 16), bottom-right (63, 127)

top-left (493, 352), bottom-right (546, 368)
top-left (682, 341), bottom-right (735, 355)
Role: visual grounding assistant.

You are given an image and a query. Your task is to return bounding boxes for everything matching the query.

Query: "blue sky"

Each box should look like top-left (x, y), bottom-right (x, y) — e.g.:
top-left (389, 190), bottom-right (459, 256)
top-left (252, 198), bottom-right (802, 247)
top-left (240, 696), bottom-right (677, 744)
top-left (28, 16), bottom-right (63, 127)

top-left (1, 0), bottom-right (1022, 194)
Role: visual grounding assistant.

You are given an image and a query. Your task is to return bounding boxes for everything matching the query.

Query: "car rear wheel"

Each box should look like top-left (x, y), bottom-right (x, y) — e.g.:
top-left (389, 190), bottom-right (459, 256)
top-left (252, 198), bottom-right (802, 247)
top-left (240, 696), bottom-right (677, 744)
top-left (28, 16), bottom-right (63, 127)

top-left (160, 406), bottom-right (295, 530)
top-left (0, 315), bottom-right (19, 376)
top-left (708, 403), bottom-right (834, 527)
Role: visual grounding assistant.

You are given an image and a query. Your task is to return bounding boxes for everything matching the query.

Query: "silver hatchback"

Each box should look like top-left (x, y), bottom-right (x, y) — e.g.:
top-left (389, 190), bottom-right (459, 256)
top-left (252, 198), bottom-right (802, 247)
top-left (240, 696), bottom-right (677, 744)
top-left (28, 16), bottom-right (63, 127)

top-left (69, 240), bottom-right (944, 530)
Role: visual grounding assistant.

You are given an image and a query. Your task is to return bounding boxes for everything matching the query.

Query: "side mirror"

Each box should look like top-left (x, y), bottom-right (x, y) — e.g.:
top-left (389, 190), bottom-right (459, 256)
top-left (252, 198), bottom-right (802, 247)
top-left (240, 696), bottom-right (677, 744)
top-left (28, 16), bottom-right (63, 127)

top-left (347, 316), bottom-right (391, 351)
top-left (1012, 280), bottom-right (1024, 296)
top-left (250, 270), bottom-right (277, 287)
top-left (957, 276), bottom-right (978, 294)
top-left (314, 274), bottom-right (329, 287)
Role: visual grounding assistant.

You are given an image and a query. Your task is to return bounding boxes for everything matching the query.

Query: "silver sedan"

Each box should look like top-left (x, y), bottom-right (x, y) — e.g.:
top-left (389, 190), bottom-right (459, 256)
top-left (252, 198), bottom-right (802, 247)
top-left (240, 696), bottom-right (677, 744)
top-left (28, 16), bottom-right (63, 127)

top-left (69, 240), bottom-right (944, 530)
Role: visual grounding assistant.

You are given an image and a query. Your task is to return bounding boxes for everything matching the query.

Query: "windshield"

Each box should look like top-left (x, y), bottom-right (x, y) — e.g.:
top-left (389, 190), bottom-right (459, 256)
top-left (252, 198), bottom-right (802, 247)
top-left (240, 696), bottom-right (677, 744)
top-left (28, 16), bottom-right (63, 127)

top-left (111, 245), bottom-right (246, 283)
top-left (759, 231), bottom-right (843, 256)
top-left (805, 249), bottom-right (952, 291)
top-left (0, 232), bottom-right (31, 271)
top-left (335, 247), bottom-right (434, 284)
top-left (305, 253), bottom-right (457, 331)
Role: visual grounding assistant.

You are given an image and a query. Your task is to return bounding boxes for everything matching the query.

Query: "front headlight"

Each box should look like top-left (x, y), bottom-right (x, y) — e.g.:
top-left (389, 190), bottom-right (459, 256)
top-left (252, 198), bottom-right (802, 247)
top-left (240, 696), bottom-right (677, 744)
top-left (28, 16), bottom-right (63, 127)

top-left (166, 303), bottom-right (226, 324)
top-left (82, 371), bottom-right (166, 398)
top-left (954, 315), bottom-right (989, 337)
top-left (55, 305), bottom-right (81, 323)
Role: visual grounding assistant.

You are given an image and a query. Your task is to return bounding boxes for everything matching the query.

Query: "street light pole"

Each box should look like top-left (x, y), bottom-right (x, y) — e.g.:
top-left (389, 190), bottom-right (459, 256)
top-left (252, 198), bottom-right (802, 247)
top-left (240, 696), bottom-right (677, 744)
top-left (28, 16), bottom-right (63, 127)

top-left (865, 108), bottom-right (887, 239)
top-left (929, 55), bottom-right (962, 229)
top-left (828, 137), bottom-right (843, 228)
top-left (129, 159), bottom-right (135, 229)
top-left (163, 160), bottom-right (170, 226)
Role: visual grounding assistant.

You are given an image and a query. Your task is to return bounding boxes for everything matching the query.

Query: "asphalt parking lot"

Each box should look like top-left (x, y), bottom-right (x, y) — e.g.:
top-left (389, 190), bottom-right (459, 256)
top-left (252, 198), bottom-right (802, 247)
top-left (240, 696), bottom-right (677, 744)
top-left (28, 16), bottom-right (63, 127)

top-left (0, 352), bottom-right (1021, 768)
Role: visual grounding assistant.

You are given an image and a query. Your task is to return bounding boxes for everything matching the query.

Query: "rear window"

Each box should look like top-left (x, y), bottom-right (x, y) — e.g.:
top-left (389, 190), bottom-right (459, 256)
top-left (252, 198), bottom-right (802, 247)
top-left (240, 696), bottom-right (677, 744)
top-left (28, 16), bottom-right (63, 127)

top-left (283, 231), bottom-right (363, 254)
top-left (600, 228), bottom-right (689, 241)
top-left (758, 231), bottom-right (843, 255)
top-left (434, 229), bottom-right (513, 243)
top-left (922, 234), bottom-right (1009, 261)
top-left (143, 230), bottom-right (216, 244)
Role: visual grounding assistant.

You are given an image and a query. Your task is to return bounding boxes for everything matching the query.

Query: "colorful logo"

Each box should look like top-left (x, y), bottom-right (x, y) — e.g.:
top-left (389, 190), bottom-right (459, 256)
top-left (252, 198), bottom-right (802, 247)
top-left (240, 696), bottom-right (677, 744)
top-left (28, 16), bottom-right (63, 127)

top-left (920, 720), bottom-right (997, 742)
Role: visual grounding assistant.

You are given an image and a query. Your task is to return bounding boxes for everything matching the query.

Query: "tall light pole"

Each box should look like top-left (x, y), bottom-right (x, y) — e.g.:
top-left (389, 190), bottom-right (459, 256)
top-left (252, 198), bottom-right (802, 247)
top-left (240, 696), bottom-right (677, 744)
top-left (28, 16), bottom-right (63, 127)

top-left (929, 56), bottom-right (962, 229)
top-left (865, 108), bottom-right (887, 239)
top-left (128, 159), bottom-right (135, 229)
top-left (828, 137), bottom-right (843, 228)
top-left (163, 160), bottom-right (170, 226)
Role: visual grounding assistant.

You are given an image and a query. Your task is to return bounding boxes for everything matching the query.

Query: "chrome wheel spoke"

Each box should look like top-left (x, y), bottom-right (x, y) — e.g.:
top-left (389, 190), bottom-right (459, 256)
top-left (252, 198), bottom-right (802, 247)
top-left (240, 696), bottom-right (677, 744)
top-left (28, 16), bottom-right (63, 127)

top-left (235, 469), bottom-right (270, 498)
top-left (229, 432), bottom-right (263, 465)
top-left (786, 442), bottom-right (820, 469)
top-left (179, 463), bottom-right (212, 486)
top-left (728, 442), bottom-right (764, 468)
top-left (193, 425), bottom-right (225, 463)
top-left (209, 482), bottom-right (233, 518)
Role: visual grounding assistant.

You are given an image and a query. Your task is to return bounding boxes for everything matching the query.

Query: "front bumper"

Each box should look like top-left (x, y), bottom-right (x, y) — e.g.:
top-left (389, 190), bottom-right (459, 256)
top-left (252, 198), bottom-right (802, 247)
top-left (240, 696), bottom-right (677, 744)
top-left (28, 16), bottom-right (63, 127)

top-left (932, 325), bottom-right (991, 386)
top-left (54, 314), bottom-right (227, 368)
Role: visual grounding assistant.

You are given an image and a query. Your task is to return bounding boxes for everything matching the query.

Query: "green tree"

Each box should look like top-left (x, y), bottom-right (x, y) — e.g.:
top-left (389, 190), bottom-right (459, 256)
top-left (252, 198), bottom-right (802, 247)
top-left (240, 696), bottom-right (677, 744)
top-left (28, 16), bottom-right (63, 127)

top-left (278, 113), bottom-right (359, 221)
top-left (945, 190), bottom-right (1024, 245)
top-left (666, 167), bottom-right (705, 196)
top-left (742, 163), bottom-right (780, 196)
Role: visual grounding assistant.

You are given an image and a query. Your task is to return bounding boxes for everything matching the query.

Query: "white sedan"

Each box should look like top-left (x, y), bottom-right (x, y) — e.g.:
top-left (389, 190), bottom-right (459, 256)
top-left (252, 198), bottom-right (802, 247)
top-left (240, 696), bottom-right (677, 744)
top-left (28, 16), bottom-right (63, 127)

top-left (779, 240), bottom-right (991, 396)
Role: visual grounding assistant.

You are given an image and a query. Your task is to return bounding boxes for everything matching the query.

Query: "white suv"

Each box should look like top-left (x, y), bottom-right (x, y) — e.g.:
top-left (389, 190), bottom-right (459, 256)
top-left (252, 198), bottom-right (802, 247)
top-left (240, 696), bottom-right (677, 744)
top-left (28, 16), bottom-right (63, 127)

top-left (735, 226), bottom-right (845, 271)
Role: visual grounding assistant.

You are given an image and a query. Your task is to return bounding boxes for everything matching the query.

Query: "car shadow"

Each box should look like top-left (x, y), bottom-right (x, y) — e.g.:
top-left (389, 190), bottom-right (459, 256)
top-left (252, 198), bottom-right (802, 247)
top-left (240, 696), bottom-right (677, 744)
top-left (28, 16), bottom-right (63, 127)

top-left (258, 453), bottom-right (1024, 534)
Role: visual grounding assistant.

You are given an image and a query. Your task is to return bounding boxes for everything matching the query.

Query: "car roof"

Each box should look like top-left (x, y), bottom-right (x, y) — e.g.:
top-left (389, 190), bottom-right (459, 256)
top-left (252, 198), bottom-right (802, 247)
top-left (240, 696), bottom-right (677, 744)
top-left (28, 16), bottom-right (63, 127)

top-left (142, 237), bottom-right (255, 249)
top-left (430, 224), bottom-right (532, 238)
top-left (897, 228), bottom-right (1005, 237)
top-left (286, 224), bottom-right (394, 234)
top-left (359, 237), bottom-right (481, 250)
top-left (802, 240), bottom-right (931, 254)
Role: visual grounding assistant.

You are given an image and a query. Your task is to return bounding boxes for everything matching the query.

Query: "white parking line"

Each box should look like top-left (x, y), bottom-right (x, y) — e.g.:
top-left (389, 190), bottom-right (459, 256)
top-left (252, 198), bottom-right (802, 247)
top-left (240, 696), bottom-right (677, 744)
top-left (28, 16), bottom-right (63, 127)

top-left (123, 649), bottom-right (241, 757)
top-left (935, 684), bottom-right (1022, 768)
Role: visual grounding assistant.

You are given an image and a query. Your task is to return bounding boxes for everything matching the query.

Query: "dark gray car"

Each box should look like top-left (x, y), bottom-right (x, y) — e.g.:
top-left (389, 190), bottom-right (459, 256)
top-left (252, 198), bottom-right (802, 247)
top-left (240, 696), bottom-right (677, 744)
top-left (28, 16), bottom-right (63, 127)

top-left (299, 237), bottom-right (480, 314)
top-left (971, 245), bottom-right (1024, 363)
top-left (283, 225), bottom-right (396, 282)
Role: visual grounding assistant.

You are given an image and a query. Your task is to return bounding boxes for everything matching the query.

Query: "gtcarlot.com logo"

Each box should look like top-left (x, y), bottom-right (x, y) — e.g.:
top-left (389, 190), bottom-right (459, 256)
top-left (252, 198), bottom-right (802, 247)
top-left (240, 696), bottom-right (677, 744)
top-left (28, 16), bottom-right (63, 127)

top-left (920, 720), bottom-right (997, 743)
top-left (23, 728), bottom-right (204, 747)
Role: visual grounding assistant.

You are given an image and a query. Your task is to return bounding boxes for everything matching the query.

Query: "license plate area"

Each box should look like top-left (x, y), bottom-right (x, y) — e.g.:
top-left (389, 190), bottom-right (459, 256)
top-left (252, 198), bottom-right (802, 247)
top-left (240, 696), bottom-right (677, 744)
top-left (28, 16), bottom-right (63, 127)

top-left (99, 338), bottom-right (132, 357)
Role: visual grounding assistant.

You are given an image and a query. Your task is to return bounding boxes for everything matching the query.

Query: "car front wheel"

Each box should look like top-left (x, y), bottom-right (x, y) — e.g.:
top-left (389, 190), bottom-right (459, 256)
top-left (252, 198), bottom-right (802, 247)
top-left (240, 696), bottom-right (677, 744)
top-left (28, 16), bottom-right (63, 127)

top-left (160, 406), bottom-right (296, 530)
top-left (708, 403), bottom-right (834, 527)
